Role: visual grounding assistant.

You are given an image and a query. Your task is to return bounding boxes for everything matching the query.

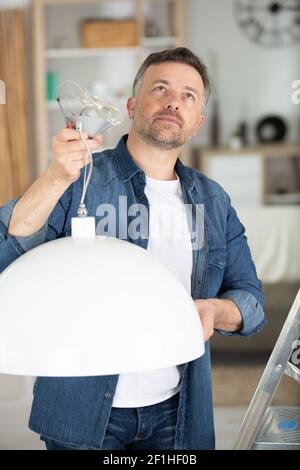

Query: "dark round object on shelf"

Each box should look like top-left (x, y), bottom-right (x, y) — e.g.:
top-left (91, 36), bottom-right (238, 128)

top-left (256, 116), bottom-right (287, 143)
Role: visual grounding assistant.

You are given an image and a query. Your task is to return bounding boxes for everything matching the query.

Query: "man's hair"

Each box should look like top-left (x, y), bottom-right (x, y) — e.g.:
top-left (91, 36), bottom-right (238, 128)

top-left (132, 47), bottom-right (210, 111)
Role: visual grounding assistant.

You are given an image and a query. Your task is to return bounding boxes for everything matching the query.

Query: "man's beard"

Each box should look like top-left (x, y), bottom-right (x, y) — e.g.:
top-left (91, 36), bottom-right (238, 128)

top-left (133, 119), bottom-right (186, 150)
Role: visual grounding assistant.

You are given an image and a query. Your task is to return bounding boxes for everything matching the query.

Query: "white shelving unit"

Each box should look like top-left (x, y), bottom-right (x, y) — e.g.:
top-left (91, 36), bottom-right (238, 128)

top-left (45, 46), bottom-right (144, 58)
top-left (32, 0), bottom-right (186, 175)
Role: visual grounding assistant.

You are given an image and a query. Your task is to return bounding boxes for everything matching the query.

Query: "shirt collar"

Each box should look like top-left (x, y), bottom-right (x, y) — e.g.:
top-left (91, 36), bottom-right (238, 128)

top-left (115, 135), bottom-right (141, 182)
top-left (116, 134), bottom-right (196, 191)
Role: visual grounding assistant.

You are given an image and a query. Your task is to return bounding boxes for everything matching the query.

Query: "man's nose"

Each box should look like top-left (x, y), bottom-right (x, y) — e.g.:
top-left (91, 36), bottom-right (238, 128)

top-left (165, 93), bottom-right (180, 111)
top-left (165, 103), bottom-right (179, 111)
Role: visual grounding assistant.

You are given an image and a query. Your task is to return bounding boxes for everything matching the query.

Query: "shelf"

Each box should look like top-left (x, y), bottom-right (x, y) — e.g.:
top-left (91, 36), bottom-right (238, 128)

top-left (199, 144), bottom-right (300, 157)
top-left (45, 38), bottom-right (180, 58)
top-left (46, 95), bottom-right (128, 111)
top-left (45, 47), bottom-right (142, 58)
top-left (265, 193), bottom-right (300, 205)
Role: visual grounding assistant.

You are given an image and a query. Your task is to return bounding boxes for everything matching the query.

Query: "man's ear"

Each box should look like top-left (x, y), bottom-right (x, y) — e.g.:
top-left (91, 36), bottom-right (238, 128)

top-left (191, 115), bottom-right (205, 137)
top-left (127, 97), bottom-right (136, 120)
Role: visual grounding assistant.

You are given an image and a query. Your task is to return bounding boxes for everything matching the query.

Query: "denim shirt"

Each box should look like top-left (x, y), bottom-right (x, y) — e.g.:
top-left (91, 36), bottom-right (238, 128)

top-left (0, 135), bottom-right (267, 450)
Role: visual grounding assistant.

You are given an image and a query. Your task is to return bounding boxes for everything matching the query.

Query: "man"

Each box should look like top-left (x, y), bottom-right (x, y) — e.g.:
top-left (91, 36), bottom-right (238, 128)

top-left (0, 48), bottom-right (266, 450)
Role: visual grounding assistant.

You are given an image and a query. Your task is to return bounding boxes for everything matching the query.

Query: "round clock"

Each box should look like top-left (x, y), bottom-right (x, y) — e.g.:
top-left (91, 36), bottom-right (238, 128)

top-left (234, 0), bottom-right (300, 48)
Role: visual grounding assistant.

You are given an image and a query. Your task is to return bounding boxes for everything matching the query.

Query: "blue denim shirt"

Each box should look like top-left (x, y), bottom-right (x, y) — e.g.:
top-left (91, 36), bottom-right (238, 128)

top-left (0, 135), bottom-right (266, 450)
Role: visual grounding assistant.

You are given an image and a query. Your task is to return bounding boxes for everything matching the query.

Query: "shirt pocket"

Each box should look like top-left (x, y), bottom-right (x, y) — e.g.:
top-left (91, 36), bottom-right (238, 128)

top-left (206, 247), bottom-right (227, 296)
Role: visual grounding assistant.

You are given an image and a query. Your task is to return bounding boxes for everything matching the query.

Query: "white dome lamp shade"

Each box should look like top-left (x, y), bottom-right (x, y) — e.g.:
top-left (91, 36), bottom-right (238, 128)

top-left (0, 231), bottom-right (205, 377)
top-left (0, 87), bottom-right (204, 377)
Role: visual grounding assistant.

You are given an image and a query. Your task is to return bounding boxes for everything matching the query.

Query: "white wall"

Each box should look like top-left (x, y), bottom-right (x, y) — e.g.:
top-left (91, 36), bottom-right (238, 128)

top-left (187, 0), bottom-right (300, 147)
top-left (0, 0), bottom-right (29, 7)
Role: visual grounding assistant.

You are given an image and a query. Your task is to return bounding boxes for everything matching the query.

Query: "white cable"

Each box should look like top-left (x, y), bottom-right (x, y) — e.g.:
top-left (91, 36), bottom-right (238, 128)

top-left (78, 129), bottom-right (94, 214)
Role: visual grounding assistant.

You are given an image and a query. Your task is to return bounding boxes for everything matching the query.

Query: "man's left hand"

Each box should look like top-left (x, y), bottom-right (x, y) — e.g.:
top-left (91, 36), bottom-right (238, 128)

top-left (194, 298), bottom-right (243, 342)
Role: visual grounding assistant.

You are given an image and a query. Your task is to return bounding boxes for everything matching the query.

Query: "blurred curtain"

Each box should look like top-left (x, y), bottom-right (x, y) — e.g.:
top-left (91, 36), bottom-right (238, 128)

top-left (0, 9), bottom-right (29, 206)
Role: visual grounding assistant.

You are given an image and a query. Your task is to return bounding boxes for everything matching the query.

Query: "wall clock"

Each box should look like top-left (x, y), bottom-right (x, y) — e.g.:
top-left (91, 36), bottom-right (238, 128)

top-left (234, 0), bottom-right (300, 47)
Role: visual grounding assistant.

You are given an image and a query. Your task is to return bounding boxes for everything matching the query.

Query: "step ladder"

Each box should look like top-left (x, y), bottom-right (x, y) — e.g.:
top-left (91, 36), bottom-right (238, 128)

top-left (232, 289), bottom-right (300, 450)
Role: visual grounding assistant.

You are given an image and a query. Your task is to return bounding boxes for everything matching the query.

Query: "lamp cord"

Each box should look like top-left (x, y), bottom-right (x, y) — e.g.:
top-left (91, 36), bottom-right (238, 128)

top-left (77, 129), bottom-right (93, 217)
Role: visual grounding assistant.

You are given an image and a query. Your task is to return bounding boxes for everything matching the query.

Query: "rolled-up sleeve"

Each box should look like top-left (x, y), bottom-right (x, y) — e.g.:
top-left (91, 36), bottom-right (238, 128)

top-left (0, 199), bottom-right (48, 250)
top-left (0, 186), bottom-right (72, 273)
top-left (0, 199), bottom-right (48, 272)
top-left (216, 199), bottom-right (267, 337)
top-left (218, 288), bottom-right (267, 337)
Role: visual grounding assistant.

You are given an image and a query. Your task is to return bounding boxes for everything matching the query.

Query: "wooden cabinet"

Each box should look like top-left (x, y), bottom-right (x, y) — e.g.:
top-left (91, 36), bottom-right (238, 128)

top-left (194, 144), bottom-right (300, 207)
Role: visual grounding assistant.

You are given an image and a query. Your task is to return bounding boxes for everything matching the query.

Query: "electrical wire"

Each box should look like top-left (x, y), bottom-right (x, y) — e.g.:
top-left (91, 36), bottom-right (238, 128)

top-left (77, 128), bottom-right (94, 217)
top-left (56, 80), bottom-right (122, 218)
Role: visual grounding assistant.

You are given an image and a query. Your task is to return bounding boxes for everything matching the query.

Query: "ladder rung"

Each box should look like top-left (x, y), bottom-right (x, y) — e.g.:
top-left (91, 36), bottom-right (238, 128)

top-left (253, 407), bottom-right (300, 450)
top-left (284, 362), bottom-right (300, 384)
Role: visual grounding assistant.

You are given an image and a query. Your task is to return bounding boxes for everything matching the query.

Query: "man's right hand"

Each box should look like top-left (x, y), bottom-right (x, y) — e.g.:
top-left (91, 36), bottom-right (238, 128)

top-left (47, 128), bottom-right (103, 184)
top-left (7, 128), bottom-right (102, 237)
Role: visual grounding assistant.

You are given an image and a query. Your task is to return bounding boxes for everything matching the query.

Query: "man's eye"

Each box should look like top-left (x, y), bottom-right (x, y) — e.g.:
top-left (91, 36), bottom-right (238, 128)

top-left (186, 93), bottom-right (195, 101)
top-left (154, 86), bottom-right (166, 92)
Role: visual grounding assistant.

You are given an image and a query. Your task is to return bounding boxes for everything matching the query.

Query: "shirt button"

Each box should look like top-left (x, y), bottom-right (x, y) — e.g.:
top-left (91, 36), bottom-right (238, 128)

top-left (104, 392), bottom-right (111, 399)
top-left (141, 234), bottom-right (145, 240)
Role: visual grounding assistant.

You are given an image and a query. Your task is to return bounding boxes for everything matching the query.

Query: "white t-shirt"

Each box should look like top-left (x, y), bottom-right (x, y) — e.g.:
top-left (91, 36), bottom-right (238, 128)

top-left (112, 174), bottom-right (193, 408)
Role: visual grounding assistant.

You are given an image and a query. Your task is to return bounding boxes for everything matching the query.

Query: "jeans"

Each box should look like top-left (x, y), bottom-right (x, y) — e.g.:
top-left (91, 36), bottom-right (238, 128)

top-left (43, 392), bottom-right (179, 450)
